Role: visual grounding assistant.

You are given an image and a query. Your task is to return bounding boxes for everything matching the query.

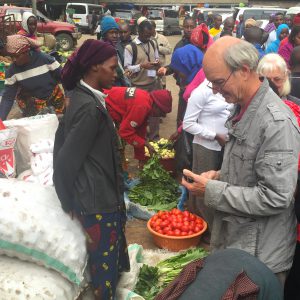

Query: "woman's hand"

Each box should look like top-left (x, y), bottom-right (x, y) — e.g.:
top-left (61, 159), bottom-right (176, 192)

top-left (157, 67), bottom-right (167, 76)
top-left (145, 141), bottom-right (155, 156)
top-left (215, 134), bottom-right (227, 147)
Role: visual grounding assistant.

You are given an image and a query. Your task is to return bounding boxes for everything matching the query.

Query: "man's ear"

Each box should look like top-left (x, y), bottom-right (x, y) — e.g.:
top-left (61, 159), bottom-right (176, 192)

top-left (239, 64), bottom-right (252, 81)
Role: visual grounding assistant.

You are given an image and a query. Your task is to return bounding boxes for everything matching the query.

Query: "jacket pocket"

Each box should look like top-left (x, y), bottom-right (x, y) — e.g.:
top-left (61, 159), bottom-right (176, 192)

top-left (230, 144), bottom-right (257, 186)
top-left (222, 216), bottom-right (259, 256)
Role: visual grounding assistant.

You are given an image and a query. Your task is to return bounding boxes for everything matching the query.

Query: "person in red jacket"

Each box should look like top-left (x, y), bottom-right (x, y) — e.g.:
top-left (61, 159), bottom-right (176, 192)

top-left (105, 87), bottom-right (172, 162)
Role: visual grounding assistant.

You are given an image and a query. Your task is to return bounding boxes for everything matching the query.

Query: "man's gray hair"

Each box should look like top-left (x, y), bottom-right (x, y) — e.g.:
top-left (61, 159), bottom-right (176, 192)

top-left (223, 40), bottom-right (259, 72)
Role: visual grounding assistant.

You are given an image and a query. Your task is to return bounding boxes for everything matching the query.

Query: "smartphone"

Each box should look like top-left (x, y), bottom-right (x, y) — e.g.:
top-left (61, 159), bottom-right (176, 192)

top-left (184, 175), bottom-right (194, 183)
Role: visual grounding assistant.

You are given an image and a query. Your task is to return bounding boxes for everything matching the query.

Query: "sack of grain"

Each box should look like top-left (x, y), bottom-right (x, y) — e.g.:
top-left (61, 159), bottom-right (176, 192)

top-left (0, 256), bottom-right (80, 300)
top-left (0, 179), bottom-right (87, 285)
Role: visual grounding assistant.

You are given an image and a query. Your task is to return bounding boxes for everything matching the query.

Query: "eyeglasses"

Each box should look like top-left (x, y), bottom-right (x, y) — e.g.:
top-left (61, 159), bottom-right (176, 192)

top-left (207, 70), bottom-right (235, 92)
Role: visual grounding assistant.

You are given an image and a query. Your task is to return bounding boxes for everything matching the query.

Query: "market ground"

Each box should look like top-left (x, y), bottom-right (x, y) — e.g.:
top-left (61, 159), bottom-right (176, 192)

top-left (80, 34), bottom-right (208, 251)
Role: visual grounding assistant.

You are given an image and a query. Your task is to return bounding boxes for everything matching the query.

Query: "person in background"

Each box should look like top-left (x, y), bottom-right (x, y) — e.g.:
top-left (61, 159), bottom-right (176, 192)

top-left (257, 53), bottom-right (291, 98)
top-left (206, 12), bottom-right (214, 29)
top-left (18, 11), bottom-right (38, 39)
top-left (236, 14), bottom-right (245, 38)
top-left (279, 14), bottom-right (300, 67)
top-left (53, 40), bottom-right (130, 300)
top-left (104, 87), bottom-right (172, 164)
top-left (266, 24), bottom-right (289, 54)
top-left (245, 18), bottom-right (258, 29)
top-left (66, 12), bottom-right (76, 26)
top-left (213, 17), bottom-right (235, 41)
top-left (90, 10), bottom-right (98, 35)
top-left (285, 14), bottom-right (293, 30)
top-left (209, 14), bottom-right (222, 37)
top-left (124, 18), bottom-right (161, 140)
top-left (101, 16), bottom-right (129, 87)
top-left (182, 37), bottom-right (300, 285)
top-left (183, 76), bottom-right (231, 234)
top-left (117, 20), bottom-right (133, 62)
top-left (0, 35), bottom-right (65, 120)
top-left (195, 12), bottom-right (205, 26)
top-left (264, 13), bottom-right (276, 33)
top-left (265, 12), bottom-right (284, 49)
top-left (289, 46), bottom-right (300, 99)
top-left (150, 20), bottom-right (172, 89)
top-left (244, 26), bottom-right (265, 59)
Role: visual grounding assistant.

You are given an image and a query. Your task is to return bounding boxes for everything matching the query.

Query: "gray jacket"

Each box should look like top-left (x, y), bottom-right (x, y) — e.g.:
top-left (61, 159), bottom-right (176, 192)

top-left (204, 79), bottom-right (300, 273)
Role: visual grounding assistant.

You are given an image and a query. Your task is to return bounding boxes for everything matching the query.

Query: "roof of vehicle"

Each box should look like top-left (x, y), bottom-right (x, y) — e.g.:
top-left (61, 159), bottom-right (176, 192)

top-left (193, 8), bottom-right (234, 12)
top-left (66, 3), bottom-right (103, 7)
top-left (286, 7), bottom-right (300, 15)
top-left (235, 6), bottom-right (287, 11)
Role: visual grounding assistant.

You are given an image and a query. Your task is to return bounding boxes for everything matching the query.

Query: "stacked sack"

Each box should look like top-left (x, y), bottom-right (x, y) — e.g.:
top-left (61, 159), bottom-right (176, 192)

top-left (0, 179), bottom-right (88, 299)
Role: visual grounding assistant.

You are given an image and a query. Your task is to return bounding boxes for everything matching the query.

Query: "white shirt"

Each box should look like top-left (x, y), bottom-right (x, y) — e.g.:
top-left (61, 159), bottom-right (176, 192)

top-left (124, 37), bottom-right (160, 73)
top-left (265, 30), bottom-right (276, 49)
top-left (80, 79), bottom-right (107, 109)
top-left (183, 79), bottom-right (231, 151)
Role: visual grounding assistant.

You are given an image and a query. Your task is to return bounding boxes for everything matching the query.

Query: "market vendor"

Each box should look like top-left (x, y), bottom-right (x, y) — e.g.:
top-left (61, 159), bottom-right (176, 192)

top-left (0, 35), bottom-right (65, 120)
top-left (104, 86), bottom-right (172, 161)
top-left (18, 12), bottom-right (38, 40)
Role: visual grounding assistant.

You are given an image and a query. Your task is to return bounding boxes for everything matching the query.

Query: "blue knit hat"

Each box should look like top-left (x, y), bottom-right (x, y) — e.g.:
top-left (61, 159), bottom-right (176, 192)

top-left (101, 16), bottom-right (119, 35)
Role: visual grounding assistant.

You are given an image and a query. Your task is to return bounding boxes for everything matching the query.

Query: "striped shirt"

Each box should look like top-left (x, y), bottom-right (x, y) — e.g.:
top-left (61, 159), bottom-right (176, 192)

top-left (0, 50), bottom-right (61, 120)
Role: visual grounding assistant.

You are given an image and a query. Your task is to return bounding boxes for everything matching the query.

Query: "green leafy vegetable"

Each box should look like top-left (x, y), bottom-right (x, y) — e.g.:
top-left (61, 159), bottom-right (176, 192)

top-left (134, 247), bottom-right (209, 300)
top-left (129, 156), bottom-right (180, 211)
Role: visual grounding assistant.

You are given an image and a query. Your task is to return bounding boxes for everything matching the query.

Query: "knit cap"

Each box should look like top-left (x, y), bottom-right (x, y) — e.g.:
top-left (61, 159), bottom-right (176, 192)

top-left (101, 16), bottom-right (119, 35)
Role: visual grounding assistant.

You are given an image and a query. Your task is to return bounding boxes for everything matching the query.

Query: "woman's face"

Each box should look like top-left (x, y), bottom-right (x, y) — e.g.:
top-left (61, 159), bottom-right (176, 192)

top-left (279, 28), bottom-right (289, 41)
top-left (263, 67), bottom-right (287, 94)
top-left (294, 32), bottom-right (300, 46)
top-left (11, 51), bottom-right (30, 66)
top-left (104, 29), bottom-right (119, 46)
top-left (96, 56), bottom-right (118, 89)
top-left (27, 17), bottom-right (37, 35)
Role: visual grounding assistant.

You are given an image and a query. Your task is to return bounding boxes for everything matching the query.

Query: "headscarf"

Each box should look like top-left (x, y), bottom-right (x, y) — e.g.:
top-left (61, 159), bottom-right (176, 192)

top-left (170, 44), bottom-right (204, 85)
top-left (5, 34), bottom-right (40, 54)
top-left (61, 39), bottom-right (116, 90)
top-left (21, 12), bottom-right (37, 34)
top-left (266, 24), bottom-right (289, 54)
top-left (190, 24), bottom-right (212, 51)
top-left (150, 90), bottom-right (172, 113)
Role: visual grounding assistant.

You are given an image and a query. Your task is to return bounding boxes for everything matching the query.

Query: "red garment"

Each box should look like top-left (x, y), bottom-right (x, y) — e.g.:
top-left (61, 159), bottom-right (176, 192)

top-left (104, 87), bottom-right (153, 160)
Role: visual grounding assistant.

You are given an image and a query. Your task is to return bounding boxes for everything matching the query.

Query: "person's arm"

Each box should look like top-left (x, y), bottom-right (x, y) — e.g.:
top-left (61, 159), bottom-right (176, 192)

top-left (44, 52), bottom-right (62, 81)
top-left (204, 118), bottom-right (300, 217)
top-left (124, 46), bottom-right (141, 73)
top-left (158, 36), bottom-right (172, 56)
top-left (183, 84), bottom-right (217, 140)
top-left (53, 102), bottom-right (99, 212)
top-left (0, 83), bottom-right (18, 120)
top-left (118, 104), bottom-right (150, 148)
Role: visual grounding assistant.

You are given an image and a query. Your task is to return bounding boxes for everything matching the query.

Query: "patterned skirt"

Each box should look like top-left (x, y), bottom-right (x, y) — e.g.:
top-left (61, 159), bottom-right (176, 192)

top-left (16, 84), bottom-right (65, 117)
top-left (77, 211), bottom-right (130, 300)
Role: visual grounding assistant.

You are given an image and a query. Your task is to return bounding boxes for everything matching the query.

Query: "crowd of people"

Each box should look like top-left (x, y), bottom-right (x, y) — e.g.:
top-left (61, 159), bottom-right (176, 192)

top-left (1, 9), bottom-right (300, 300)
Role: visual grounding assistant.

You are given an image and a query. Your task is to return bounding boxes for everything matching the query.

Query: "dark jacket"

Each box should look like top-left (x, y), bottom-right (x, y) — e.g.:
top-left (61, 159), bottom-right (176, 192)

top-left (53, 83), bottom-right (124, 215)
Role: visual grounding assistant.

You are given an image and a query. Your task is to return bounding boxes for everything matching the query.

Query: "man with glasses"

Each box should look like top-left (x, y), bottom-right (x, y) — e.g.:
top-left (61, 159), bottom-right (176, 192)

top-left (182, 36), bottom-right (300, 285)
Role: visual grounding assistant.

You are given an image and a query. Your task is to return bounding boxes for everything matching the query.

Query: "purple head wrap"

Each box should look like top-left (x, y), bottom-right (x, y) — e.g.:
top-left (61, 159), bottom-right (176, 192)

top-left (61, 39), bottom-right (116, 90)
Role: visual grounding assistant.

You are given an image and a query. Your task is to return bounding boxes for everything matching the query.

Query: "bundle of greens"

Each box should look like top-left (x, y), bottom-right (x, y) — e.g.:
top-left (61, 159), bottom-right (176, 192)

top-left (128, 156), bottom-right (180, 211)
top-left (134, 247), bottom-right (209, 300)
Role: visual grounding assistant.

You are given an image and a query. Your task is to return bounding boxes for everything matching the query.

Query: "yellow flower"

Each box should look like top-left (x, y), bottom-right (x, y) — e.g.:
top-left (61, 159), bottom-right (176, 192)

top-left (106, 281), bottom-right (111, 287)
top-left (110, 245), bottom-right (114, 251)
top-left (102, 263), bottom-right (109, 270)
top-left (106, 222), bottom-right (112, 227)
top-left (95, 214), bottom-right (102, 220)
top-left (103, 252), bottom-right (109, 256)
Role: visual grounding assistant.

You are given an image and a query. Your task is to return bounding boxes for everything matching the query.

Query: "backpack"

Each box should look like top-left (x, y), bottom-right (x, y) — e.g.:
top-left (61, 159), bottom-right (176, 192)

top-left (129, 39), bottom-right (157, 65)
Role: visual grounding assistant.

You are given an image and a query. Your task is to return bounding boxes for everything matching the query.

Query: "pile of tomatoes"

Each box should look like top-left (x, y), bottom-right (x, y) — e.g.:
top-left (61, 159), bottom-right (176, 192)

top-left (149, 209), bottom-right (205, 237)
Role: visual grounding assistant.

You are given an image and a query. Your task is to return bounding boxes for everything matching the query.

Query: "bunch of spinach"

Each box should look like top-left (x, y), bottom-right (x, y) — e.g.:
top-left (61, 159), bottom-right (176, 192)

top-left (134, 247), bottom-right (209, 300)
top-left (128, 156), bottom-right (180, 211)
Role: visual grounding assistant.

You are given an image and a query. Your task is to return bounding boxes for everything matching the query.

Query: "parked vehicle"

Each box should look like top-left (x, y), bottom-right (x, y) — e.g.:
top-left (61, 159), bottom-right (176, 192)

top-left (113, 9), bottom-right (142, 34)
top-left (192, 7), bottom-right (234, 24)
top-left (148, 8), bottom-right (180, 35)
top-left (0, 6), bottom-right (81, 51)
top-left (66, 3), bottom-right (104, 33)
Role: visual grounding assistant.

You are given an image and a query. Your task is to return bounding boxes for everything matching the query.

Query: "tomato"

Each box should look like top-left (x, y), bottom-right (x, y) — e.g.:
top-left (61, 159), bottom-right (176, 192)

top-left (158, 211), bottom-right (164, 217)
top-left (167, 230), bottom-right (174, 236)
top-left (196, 218), bottom-right (203, 225)
top-left (163, 226), bottom-right (171, 234)
top-left (171, 221), bottom-right (177, 229)
top-left (154, 226), bottom-right (161, 232)
top-left (183, 211), bottom-right (190, 218)
top-left (161, 220), bottom-right (169, 227)
top-left (183, 220), bottom-right (189, 226)
top-left (152, 215), bottom-right (158, 221)
top-left (189, 214), bottom-right (196, 221)
top-left (190, 221), bottom-right (195, 228)
top-left (188, 230), bottom-right (194, 235)
top-left (182, 225), bottom-right (189, 232)
top-left (174, 229), bottom-right (181, 236)
top-left (181, 231), bottom-right (188, 236)
top-left (176, 222), bottom-right (183, 229)
top-left (194, 226), bottom-right (201, 233)
top-left (183, 216), bottom-right (190, 222)
top-left (171, 208), bottom-right (181, 216)
top-left (157, 229), bottom-right (163, 234)
top-left (161, 214), bottom-right (168, 220)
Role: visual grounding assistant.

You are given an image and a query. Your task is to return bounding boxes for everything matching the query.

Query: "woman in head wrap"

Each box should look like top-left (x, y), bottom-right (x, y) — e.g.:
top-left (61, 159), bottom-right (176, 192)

top-left (53, 39), bottom-right (130, 300)
top-left (266, 24), bottom-right (289, 54)
top-left (18, 12), bottom-right (38, 39)
top-left (0, 35), bottom-right (65, 120)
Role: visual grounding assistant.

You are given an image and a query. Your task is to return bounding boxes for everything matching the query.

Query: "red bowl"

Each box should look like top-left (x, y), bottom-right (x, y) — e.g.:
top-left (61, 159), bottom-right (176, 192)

top-left (147, 217), bottom-right (207, 252)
